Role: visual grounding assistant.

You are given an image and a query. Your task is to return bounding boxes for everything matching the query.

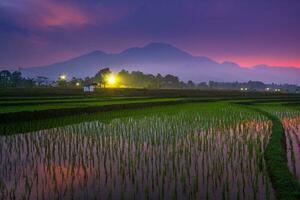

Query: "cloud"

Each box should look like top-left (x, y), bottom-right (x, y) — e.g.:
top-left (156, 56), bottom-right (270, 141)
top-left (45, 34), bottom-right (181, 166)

top-left (38, 1), bottom-right (89, 27)
top-left (0, 0), bottom-right (87, 29)
top-left (0, 0), bottom-right (134, 29)
top-left (0, 0), bottom-right (300, 68)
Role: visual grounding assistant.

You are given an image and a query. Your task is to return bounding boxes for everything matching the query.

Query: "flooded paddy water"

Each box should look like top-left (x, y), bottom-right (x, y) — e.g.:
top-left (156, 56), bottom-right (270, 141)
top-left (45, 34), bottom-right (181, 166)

top-left (282, 117), bottom-right (300, 181)
top-left (266, 106), bottom-right (300, 182)
top-left (0, 107), bottom-right (276, 199)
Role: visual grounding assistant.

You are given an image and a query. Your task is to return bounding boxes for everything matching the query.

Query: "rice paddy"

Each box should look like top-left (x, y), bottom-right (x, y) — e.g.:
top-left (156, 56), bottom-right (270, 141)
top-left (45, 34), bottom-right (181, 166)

top-left (261, 105), bottom-right (300, 182)
top-left (0, 97), bottom-right (181, 114)
top-left (283, 117), bottom-right (300, 181)
top-left (0, 103), bottom-right (277, 199)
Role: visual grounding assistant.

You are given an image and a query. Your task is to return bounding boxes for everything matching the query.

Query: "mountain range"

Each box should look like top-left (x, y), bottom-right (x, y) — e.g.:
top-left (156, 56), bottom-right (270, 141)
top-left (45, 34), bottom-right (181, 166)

top-left (20, 42), bottom-right (300, 84)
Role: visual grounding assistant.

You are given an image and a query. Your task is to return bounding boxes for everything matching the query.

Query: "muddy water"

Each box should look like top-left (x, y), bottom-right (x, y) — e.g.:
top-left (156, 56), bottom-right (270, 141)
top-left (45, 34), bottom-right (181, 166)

top-left (0, 116), bottom-right (275, 199)
top-left (282, 117), bottom-right (300, 181)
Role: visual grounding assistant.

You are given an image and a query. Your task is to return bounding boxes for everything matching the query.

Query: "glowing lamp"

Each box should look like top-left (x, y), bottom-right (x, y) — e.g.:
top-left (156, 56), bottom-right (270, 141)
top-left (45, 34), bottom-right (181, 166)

top-left (59, 74), bottom-right (66, 80)
top-left (106, 74), bottom-right (117, 85)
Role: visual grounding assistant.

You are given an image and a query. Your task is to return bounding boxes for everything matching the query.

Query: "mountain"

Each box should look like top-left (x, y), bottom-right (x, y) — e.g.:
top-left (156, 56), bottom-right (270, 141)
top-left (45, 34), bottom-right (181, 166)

top-left (21, 42), bottom-right (300, 84)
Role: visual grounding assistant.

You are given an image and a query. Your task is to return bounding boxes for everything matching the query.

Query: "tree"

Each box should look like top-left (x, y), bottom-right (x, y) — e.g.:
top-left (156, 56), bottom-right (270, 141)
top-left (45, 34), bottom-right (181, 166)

top-left (118, 70), bottom-right (130, 87)
top-left (58, 74), bottom-right (67, 87)
top-left (247, 81), bottom-right (265, 90)
top-left (84, 76), bottom-right (94, 85)
top-left (11, 71), bottom-right (22, 87)
top-left (22, 78), bottom-right (35, 88)
top-left (155, 73), bottom-right (163, 88)
top-left (163, 74), bottom-right (180, 88)
top-left (187, 80), bottom-right (195, 88)
top-left (35, 76), bottom-right (49, 86)
top-left (94, 68), bottom-right (111, 88)
top-left (198, 82), bottom-right (208, 89)
top-left (0, 70), bottom-right (12, 87)
top-left (70, 77), bottom-right (83, 87)
top-left (0, 70), bottom-right (37, 88)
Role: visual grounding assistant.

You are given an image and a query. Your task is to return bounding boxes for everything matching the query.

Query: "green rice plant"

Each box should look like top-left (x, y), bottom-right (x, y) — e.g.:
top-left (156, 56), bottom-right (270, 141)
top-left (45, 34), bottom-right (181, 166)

top-left (0, 102), bottom-right (276, 199)
top-left (250, 105), bottom-right (300, 200)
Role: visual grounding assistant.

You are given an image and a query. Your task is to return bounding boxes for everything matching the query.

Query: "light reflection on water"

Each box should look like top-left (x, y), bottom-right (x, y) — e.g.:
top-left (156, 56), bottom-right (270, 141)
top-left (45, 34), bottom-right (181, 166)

top-left (282, 117), bottom-right (300, 181)
top-left (0, 115), bottom-right (275, 200)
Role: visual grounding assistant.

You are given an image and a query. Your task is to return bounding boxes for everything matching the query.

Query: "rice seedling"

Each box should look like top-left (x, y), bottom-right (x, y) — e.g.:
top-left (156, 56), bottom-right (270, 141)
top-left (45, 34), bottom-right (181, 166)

top-left (262, 105), bottom-right (300, 181)
top-left (0, 103), bottom-right (276, 199)
top-left (250, 104), bottom-right (300, 200)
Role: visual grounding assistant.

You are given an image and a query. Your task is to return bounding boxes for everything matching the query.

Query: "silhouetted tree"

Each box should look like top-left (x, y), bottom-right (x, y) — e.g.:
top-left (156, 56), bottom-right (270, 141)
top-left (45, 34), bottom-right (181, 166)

top-left (70, 77), bottom-right (83, 87)
top-left (94, 68), bottom-right (111, 88)
top-left (11, 71), bottom-right (22, 87)
top-left (187, 80), bottom-right (195, 88)
top-left (163, 74), bottom-right (180, 88)
top-left (57, 74), bottom-right (67, 87)
top-left (35, 76), bottom-right (49, 86)
top-left (0, 70), bottom-right (12, 87)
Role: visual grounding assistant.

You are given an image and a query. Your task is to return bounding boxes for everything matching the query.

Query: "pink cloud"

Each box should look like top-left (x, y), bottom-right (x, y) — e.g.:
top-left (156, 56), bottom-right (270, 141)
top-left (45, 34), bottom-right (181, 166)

top-left (215, 55), bottom-right (300, 68)
top-left (4, 0), bottom-right (134, 28)
top-left (39, 1), bottom-right (89, 27)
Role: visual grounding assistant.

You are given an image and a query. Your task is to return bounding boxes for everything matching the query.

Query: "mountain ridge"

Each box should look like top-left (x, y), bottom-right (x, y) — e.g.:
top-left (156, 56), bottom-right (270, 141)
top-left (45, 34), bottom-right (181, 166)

top-left (18, 42), bottom-right (300, 84)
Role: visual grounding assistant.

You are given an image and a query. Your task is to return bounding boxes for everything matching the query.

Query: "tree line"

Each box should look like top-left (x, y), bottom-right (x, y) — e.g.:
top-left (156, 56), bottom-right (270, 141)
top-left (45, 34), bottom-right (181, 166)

top-left (60, 68), bottom-right (201, 89)
top-left (1, 68), bottom-right (300, 92)
top-left (0, 70), bottom-right (35, 88)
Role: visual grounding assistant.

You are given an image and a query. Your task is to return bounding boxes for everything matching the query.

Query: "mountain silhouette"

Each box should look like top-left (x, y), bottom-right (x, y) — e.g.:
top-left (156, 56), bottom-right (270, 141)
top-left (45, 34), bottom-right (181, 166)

top-left (22, 42), bottom-right (300, 84)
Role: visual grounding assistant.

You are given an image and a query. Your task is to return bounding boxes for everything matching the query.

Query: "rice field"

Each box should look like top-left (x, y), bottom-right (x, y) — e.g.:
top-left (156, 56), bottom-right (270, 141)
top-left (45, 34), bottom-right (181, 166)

top-left (0, 103), bottom-right (276, 199)
top-left (261, 105), bottom-right (300, 182)
top-left (0, 97), bottom-right (181, 114)
top-left (283, 117), bottom-right (300, 181)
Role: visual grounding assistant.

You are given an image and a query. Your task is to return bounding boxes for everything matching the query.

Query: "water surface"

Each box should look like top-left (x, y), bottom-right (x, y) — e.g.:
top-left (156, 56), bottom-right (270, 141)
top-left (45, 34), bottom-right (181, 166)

top-left (0, 114), bottom-right (275, 199)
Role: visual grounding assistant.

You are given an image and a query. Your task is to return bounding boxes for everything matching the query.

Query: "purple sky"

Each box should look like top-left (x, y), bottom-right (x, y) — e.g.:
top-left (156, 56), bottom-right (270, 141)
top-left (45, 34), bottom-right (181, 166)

top-left (1, 0), bottom-right (300, 68)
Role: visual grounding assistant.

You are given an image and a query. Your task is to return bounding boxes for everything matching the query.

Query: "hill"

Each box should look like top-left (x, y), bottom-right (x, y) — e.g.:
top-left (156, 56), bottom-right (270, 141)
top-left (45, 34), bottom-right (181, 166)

top-left (21, 42), bottom-right (300, 84)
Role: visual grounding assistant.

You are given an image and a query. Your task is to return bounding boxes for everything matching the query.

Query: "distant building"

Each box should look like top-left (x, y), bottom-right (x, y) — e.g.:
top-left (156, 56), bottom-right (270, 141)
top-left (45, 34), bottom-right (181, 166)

top-left (83, 83), bottom-right (97, 93)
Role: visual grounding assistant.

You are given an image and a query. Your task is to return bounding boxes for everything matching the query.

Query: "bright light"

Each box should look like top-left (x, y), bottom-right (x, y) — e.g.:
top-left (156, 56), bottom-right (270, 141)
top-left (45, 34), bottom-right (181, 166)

top-left (76, 82), bottom-right (80, 86)
top-left (106, 74), bottom-right (117, 86)
top-left (275, 88), bottom-right (281, 92)
top-left (59, 74), bottom-right (66, 80)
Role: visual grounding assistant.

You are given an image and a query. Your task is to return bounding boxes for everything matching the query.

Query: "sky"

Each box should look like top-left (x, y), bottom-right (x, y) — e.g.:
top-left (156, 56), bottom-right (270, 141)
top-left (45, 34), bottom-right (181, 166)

top-left (0, 0), bottom-right (300, 68)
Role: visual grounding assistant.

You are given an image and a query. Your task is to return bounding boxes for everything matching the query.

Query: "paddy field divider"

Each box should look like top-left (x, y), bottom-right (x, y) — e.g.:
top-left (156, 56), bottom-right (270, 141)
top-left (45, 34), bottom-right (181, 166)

top-left (246, 106), bottom-right (300, 200)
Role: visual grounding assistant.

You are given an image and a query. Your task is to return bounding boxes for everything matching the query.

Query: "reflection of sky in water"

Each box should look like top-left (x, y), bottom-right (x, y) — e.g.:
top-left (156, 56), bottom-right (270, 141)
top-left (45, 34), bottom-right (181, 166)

top-left (0, 116), bottom-right (275, 200)
top-left (282, 117), bottom-right (300, 181)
